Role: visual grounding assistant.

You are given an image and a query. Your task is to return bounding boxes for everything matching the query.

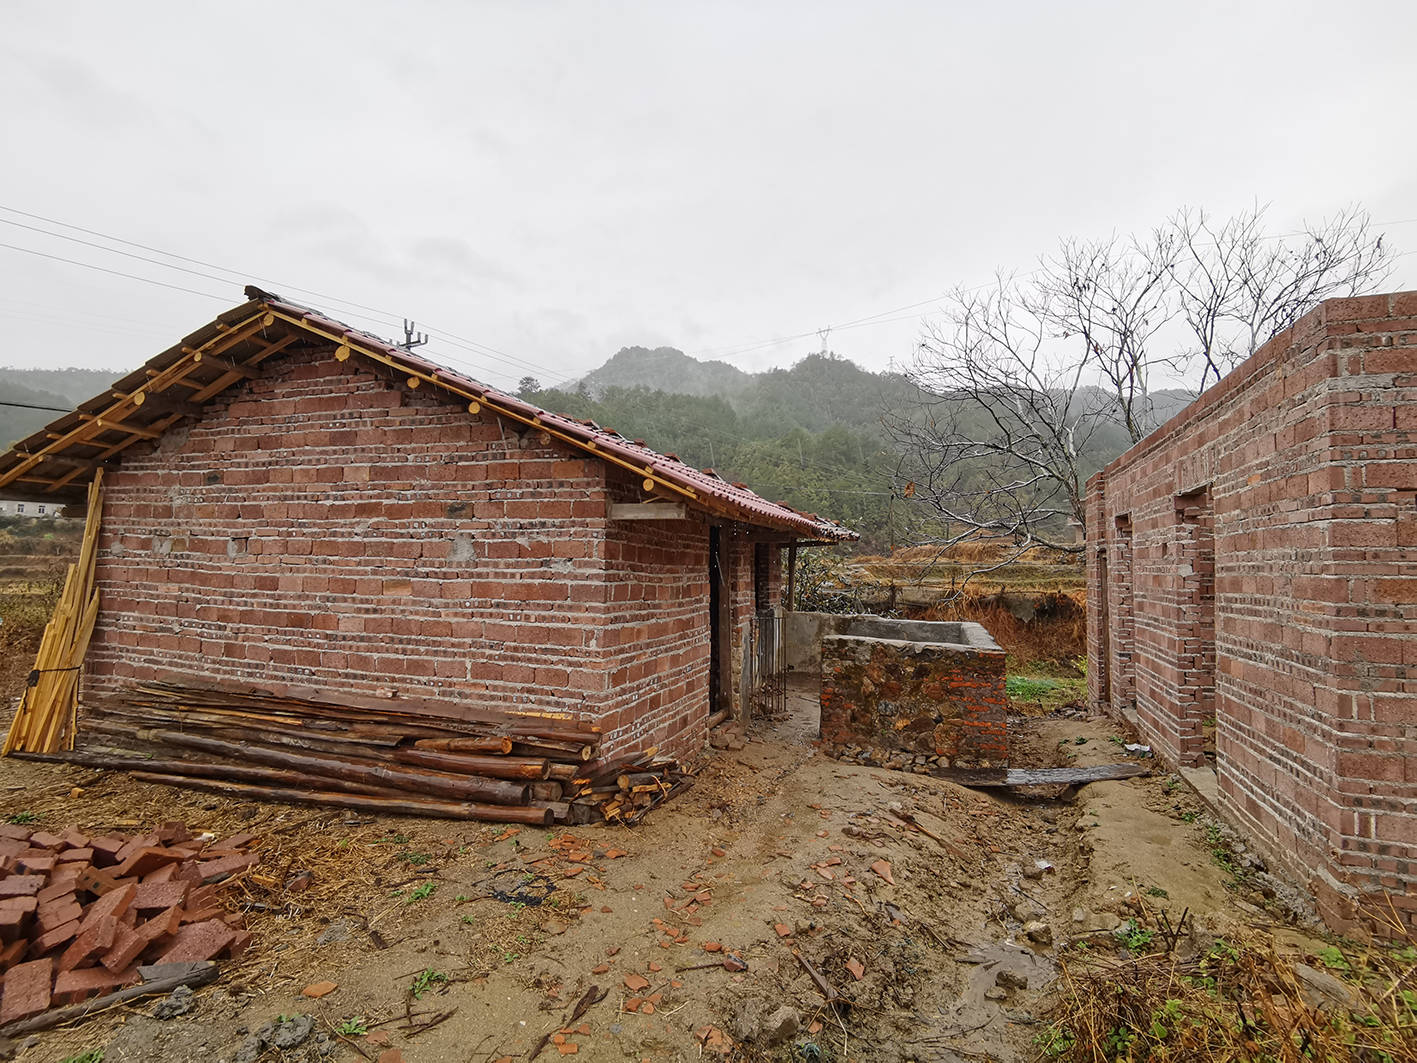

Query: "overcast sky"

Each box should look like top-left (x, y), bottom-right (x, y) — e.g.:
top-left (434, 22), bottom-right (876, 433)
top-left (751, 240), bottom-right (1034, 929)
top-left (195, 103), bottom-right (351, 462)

top-left (3, 1), bottom-right (1416, 391)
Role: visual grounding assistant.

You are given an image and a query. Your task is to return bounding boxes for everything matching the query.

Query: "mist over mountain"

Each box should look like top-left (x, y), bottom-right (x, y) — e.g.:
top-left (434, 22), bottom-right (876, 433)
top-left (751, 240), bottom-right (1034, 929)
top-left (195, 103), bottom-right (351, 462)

top-left (576, 346), bottom-right (753, 400)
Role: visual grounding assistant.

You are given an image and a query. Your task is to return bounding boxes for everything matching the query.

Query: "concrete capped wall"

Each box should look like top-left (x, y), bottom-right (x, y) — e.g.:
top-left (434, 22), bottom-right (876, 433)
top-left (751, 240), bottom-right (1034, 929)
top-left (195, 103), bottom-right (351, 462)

top-left (784, 611), bottom-right (999, 671)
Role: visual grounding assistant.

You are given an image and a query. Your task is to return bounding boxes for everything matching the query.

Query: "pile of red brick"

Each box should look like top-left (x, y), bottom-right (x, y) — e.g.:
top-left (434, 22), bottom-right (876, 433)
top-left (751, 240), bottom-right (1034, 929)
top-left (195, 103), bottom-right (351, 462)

top-left (0, 821), bottom-right (257, 1026)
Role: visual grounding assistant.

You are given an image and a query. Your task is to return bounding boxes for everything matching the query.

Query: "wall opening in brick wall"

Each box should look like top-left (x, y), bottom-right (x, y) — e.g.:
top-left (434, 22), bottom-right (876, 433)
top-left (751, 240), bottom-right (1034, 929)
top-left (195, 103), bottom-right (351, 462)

top-left (1097, 545), bottom-right (1111, 704)
top-left (1112, 513), bottom-right (1135, 715)
top-left (1174, 486), bottom-right (1216, 767)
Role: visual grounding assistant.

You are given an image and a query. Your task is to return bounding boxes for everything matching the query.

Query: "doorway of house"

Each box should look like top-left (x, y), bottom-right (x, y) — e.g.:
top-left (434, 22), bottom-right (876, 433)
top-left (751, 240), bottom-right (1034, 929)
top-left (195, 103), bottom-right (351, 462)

top-left (709, 526), bottom-right (728, 714)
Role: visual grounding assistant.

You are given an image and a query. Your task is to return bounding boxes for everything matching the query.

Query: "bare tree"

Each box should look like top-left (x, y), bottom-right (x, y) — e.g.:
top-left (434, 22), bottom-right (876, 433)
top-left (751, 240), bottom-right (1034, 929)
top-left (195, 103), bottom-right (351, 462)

top-left (1039, 231), bottom-right (1176, 444)
top-left (887, 204), bottom-right (1393, 585)
top-left (886, 278), bottom-right (1112, 574)
top-left (1168, 205), bottom-right (1393, 388)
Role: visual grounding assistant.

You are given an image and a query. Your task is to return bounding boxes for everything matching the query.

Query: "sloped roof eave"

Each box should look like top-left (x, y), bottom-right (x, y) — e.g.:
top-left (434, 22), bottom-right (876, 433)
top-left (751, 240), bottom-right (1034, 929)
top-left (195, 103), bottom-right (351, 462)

top-left (0, 288), bottom-right (858, 543)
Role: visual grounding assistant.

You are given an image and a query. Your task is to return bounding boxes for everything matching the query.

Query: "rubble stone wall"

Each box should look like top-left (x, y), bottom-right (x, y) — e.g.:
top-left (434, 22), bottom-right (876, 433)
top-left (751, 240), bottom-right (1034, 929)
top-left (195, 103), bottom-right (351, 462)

top-left (819, 620), bottom-right (1007, 767)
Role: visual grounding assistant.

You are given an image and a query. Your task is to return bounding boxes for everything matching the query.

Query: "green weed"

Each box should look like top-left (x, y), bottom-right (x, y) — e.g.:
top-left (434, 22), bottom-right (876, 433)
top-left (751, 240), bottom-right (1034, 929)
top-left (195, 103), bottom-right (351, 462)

top-left (1115, 918), bottom-right (1155, 955)
top-left (409, 969), bottom-right (448, 999)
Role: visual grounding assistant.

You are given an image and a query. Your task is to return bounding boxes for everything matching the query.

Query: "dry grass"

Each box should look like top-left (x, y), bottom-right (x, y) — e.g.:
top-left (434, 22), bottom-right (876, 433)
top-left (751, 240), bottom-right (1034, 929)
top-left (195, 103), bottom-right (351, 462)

top-left (920, 590), bottom-right (1087, 669)
top-left (1039, 909), bottom-right (1417, 1062)
top-left (859, 541), bottom-right (1081, 567)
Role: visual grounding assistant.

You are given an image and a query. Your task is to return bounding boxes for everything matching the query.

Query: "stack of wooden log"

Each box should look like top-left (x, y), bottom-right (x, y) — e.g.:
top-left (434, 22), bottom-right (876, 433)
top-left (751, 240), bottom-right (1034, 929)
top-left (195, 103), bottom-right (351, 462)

top-left (0, 820), bottom-right (255, 1029)
top-left (36, 681), bottom-right (690, 826)
top-left (566, 749), bottom-right (695, 825)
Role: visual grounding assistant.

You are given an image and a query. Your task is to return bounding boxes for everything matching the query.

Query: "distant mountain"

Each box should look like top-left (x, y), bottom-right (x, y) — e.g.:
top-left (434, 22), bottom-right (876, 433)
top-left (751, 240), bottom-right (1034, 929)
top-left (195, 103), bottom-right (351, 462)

top-left (0, 368), bottom-right (118, 449)
top-left (0, 368), bottom-right (117, 407)
top-left (576, 346), bottom-right (753, 400)
top-left (1147, 388), bottom-right (1197, 425)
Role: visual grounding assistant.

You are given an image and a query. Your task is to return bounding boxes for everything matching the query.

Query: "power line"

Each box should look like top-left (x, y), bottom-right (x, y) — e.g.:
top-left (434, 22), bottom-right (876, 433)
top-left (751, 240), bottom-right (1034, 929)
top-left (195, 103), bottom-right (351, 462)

top-left (0, 206), bottom-right (576, 385)
top-left (0, 242), bottom-right (231, 302)
top-left (0, 400), bottom-right (72, 413)
top-left (687, 215), bottom-right (1417, 363)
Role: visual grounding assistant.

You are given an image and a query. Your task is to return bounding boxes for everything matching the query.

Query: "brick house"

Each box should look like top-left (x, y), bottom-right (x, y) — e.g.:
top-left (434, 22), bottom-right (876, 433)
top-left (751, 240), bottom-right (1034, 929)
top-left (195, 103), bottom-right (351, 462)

top-left (1086, 291), bottom-right (1417, 934)
top-left (0, 288), bottom-right (854, 757)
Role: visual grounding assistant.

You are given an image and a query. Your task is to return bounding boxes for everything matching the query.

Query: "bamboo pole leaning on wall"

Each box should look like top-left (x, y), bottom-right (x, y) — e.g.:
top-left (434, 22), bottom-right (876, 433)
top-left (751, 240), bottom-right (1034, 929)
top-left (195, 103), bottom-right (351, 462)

top-left (3, 471), bottom-right (104, 754)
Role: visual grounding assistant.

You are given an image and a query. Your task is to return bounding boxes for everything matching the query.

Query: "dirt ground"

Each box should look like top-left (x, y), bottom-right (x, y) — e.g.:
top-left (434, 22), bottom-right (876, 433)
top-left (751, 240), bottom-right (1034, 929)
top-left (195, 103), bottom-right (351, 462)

top-left (0, 667), bottom-right (1290, 1063)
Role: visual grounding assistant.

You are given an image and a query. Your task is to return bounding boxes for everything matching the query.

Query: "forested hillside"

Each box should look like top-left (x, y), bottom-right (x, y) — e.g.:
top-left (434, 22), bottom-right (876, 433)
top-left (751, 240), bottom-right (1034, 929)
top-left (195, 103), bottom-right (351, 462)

top-left (0, 368), bottom-right (115, 449)
top-left (526, 350), bottom-right (928, 548)
top-left (532, 348), bottom-right (1197, 550)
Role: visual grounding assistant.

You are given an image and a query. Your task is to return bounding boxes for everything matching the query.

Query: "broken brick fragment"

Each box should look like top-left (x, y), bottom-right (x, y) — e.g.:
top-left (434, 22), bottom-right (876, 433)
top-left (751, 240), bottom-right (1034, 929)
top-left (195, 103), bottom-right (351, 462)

top-left (196, 853), bottom-right (255, 882)
top-left (131, 881), bottom-right (191, 913)
top-left (101, 922), bottom-right (147, 972)
top-left (133, 906), bottom-right (183, 949)
top-left (141, 862), bottom-right (179, 884)
top-left (58, 915), bottom-right (120, 972)
top-left (0, 938), bottom-right (27, 971)
top-left (211, 833), bottom-right (260, 851)
top-left (16, 854), bottom-right (56, 875)
top-left (52, 963), bottom-right (141, 1005)
top-left (0, 904), bottom-right (32, 944)
top-left (0, 876), bottom-right (44, 898)
top-left (156, 821), bottom-right (193, 845)
top-left (79, 883), bottom-right (136, 933)
top-left (74, 866), bottom-right (120, 898)
top-left (0, 958), bottom-right (53, 1023)
top-left (30, 917), bottom-right (82, 956)
top-left (88, 837), bottom-right (126, 866)
top-left (35, 896), bottom-right (81, 933)
top-left (157, 919), bottom-right (237, 963)
top-left (225, 931), bottom-right (253, 959)
top-left (114, 847), bottom-right (186, 880)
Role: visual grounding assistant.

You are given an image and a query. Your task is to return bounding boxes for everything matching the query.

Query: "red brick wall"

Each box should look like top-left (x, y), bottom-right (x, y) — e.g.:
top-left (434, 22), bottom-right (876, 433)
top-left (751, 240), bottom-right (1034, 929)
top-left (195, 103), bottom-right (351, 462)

top-left (1086, 291), bottom-right (1417, 934)
top-left (600, 468), bottom-right (712, 755)
top-left (84, 346), bottom-right (779, 758)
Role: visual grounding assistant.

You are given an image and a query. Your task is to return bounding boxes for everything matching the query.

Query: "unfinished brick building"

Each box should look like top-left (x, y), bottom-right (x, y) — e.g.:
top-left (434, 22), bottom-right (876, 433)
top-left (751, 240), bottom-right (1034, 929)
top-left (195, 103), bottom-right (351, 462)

top-left (0, 288), bottom-right (854, 759)
top-left (1086, 291), bottom-right (1417, 933)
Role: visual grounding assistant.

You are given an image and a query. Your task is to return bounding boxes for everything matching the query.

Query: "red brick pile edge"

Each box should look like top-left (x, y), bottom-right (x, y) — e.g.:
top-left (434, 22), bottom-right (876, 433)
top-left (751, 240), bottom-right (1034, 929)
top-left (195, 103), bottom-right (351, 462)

top-left (0, 820), bottom-right (256, 1025)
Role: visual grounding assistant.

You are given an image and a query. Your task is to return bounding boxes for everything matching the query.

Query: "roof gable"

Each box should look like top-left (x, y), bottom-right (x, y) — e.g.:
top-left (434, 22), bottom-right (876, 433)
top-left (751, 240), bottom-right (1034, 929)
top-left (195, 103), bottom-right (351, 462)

top-left (0, 288), bottom-right (856, 542)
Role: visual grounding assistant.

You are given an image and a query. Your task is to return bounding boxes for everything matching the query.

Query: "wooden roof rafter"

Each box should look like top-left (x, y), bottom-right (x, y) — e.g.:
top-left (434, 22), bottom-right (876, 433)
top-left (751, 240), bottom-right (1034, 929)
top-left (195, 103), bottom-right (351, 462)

top-left (0, 311), bottom-right (295, 497)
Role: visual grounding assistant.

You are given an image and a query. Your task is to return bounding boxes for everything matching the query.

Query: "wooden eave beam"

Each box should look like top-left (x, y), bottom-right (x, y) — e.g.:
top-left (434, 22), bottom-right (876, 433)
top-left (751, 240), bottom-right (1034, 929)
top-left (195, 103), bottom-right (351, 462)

top-left (0, 309), bottom-right (273, 495)
top-left (76, 415), bottom-right (164, 440)
top-left (607, 502), bottom-right (689, 520)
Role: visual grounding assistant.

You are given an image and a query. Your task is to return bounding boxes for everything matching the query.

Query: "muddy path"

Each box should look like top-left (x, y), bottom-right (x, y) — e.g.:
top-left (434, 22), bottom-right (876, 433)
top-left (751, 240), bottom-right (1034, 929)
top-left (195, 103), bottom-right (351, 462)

top-left (0, 693), bottom-right (1257, 1063)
